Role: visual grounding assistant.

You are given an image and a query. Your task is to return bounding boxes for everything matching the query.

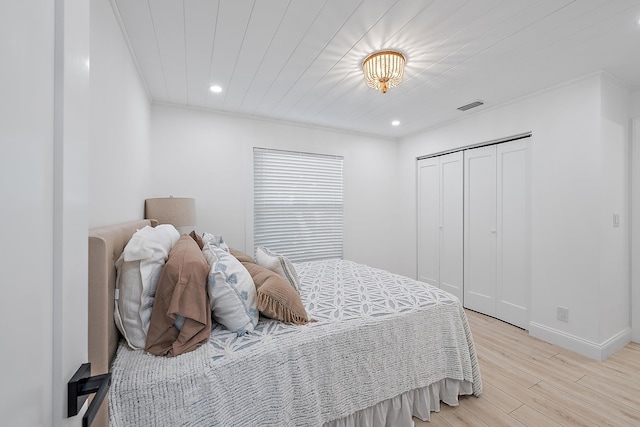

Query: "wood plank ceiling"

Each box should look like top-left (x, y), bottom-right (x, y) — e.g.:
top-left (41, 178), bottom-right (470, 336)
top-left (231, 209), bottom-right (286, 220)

top-left (112, 0), bottom-right (640, 138)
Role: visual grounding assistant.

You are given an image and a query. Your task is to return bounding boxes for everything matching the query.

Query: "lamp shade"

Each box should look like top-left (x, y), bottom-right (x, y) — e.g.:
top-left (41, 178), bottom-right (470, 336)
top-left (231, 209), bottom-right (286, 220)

top-left (144, 197), bottom-right (196, 234)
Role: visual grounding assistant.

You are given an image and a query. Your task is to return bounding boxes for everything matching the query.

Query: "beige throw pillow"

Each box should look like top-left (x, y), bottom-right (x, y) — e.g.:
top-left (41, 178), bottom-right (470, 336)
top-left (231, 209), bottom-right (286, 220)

top-left (240, 260), bottom-right (312, 325)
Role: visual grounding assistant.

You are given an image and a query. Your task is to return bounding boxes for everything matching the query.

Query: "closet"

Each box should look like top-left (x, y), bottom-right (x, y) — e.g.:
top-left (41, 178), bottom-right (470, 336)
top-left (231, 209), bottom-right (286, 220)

top-left (417, 137), bottom-right (530, 329)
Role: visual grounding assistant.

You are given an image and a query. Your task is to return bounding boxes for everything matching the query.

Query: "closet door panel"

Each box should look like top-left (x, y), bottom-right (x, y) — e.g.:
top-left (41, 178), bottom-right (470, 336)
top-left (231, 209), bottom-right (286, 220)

top-left (496, 140), bottom-right (530, 329)
top-left (464, 146), bottom-right (497, 315)
top-left (417, 158), bottom-right (440, 286)
top-left (439, 152), bottom-right (463, 300)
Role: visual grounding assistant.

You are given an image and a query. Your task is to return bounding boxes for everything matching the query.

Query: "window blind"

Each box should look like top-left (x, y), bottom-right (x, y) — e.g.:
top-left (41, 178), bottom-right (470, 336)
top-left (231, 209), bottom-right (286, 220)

top-left (253, 147), bottom-right (344, 262)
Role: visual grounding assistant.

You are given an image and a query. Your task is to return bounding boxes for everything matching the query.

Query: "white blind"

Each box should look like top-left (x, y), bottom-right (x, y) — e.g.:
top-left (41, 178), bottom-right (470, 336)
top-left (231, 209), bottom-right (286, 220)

top-left (253, 147), bottom-right (344, 262)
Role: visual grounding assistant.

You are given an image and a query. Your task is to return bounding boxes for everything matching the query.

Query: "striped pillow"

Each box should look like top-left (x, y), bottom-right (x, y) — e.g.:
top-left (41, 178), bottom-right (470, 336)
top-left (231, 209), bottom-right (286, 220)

top-left (255, 247), bottom-right (301, 293)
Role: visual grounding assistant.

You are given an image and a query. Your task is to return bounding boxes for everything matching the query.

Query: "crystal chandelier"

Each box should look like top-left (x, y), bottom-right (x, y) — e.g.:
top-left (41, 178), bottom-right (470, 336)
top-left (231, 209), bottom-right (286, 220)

top-left (362, 50), bottom-right (406, 93)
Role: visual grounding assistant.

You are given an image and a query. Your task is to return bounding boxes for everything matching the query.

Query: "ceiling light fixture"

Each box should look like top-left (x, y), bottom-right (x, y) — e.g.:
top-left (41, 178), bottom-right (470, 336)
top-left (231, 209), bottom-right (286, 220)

top-left (391, 120), bottom-right (400, 126)
top-left (362, 50), bottom-right (406, 94)
top-left (209, 85), bottom-right (222, 93)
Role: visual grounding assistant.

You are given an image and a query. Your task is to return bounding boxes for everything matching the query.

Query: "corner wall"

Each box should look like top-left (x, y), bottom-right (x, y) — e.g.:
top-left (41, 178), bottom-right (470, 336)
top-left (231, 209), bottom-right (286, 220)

top-left (632, 90), bottom-right (640, 343)
top-left (89, 0), bottom-right (152, 228)
top-left (599, 77), bottom-right (631, 353)
top-left (397, 74), bottom-right (631, 359)
top-left (149, 105), bottom-right (401, 273)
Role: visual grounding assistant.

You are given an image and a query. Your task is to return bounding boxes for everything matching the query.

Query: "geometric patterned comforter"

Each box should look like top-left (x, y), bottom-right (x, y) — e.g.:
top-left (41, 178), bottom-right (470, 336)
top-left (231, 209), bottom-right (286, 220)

top-left (109, 259), bottom-right (482, 426)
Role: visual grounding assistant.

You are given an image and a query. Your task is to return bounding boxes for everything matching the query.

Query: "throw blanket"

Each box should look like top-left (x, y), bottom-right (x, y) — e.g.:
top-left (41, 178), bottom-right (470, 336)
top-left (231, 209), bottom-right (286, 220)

top-left (109, 259), bottom-right (482, 426)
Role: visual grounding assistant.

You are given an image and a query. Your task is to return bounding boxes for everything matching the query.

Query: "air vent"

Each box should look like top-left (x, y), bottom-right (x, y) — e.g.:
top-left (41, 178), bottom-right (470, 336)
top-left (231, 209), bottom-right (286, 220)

top-left (457, 100), bottom-right (484, 111)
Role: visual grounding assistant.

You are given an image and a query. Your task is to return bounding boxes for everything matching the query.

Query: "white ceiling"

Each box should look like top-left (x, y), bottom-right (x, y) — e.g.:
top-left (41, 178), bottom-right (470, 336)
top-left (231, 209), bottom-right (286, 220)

top-left (111, 0), bottom-right (640, 138)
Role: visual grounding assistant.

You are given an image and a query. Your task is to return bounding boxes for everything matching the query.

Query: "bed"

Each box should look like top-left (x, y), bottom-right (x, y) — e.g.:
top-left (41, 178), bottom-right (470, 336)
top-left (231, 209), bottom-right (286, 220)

top-left (88, 220), bottom-right (482, 427)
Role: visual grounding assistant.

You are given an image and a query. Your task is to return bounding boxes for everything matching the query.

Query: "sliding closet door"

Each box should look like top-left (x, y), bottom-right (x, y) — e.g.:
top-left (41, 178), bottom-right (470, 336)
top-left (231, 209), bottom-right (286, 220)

top-left (417, 152), bottom-right (463, 301)
top-left (417, 157), bottom-right (440, 287)
top-left (438, 152), bottom-right (463, 300)
top-left (496, 140), bottom-right (530, 329)
top-left (464, 145), bottom-right (497, 315)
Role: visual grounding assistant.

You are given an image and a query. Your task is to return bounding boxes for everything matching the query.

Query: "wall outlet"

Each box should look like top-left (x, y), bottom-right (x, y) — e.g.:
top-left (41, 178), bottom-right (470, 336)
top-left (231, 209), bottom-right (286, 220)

top-left (557, 306), bottom-right (569, 322)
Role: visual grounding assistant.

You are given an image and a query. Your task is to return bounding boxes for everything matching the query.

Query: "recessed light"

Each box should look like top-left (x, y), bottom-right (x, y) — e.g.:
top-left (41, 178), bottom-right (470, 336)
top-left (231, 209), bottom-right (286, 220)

top-left (209, 85), bottom-right (222, 93)
top-left (391, 120), bottom-right (400, 126)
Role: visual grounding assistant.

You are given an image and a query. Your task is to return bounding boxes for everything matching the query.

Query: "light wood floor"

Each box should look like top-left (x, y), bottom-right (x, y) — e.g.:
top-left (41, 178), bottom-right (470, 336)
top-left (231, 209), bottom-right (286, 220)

top-left (415, 310), bottom-right (640, 427)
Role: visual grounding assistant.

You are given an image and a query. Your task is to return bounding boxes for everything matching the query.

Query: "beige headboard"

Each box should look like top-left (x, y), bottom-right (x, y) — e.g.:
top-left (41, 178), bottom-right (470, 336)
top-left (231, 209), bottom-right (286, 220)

top-left (87, 219), bottom-right (155, 427)
top-left (88, 219), bottom-right (152, 373)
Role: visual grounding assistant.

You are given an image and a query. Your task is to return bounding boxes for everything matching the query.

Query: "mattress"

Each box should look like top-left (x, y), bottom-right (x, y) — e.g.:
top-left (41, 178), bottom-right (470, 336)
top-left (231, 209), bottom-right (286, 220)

top-left (109, 259), bottom-right (481, 426)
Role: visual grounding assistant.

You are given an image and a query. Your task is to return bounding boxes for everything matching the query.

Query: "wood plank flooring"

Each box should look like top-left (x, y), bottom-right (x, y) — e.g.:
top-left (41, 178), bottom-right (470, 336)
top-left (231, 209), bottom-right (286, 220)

top-left (414, 310), bottom-right (640, 427)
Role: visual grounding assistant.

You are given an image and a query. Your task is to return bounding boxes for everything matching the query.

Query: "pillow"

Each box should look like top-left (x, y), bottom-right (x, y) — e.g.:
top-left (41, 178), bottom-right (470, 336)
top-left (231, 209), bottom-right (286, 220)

top-left (255, 246), bottom-right (301, 293)
top-left (114, 224), bottom-right (180, 349)
top-left (189, 230), bottom-right (204, 250)
top-left (230, 248), bottom-right (255, 264)
top-left (203, 243), bottom-right (258, 335)
top-left (242, 261), bottom-right (312, 325)
top-left (202, 232), bottom-right (229, 252)
top-left (113, 257), bottom-right (145, 349)
top-left (145, 235), bottom-right (211, 357)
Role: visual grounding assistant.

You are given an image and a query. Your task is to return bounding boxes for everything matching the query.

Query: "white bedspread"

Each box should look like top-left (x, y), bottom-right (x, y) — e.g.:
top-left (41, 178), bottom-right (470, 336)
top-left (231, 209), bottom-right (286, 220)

top-left (109, 259), bottom-right (482, 426)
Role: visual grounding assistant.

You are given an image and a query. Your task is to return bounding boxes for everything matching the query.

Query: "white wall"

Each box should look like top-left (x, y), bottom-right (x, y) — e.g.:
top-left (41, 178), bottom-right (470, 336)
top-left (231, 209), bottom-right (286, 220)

top-left (149, 105), bottom-right (401, 272)
top-left (599, 78), bottom-right (630, 347)
top-left (632, 90), bottom-right (640, 117)
top-left (398, 74), bottom-right (631, 359)
top-left (89, 0), bottom-right (151, 227)
top-left (632, 89), bottom-right (640, 343)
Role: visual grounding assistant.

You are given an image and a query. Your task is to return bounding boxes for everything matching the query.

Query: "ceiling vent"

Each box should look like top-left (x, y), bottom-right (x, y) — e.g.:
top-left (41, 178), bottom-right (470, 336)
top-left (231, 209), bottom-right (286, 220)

top-left (457, 100), bottom-right (484, 111)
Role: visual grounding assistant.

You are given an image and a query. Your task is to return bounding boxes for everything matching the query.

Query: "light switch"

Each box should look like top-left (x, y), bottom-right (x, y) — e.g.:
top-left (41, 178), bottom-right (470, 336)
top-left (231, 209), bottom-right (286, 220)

top-left (613, 213), bottom-right (620, 228)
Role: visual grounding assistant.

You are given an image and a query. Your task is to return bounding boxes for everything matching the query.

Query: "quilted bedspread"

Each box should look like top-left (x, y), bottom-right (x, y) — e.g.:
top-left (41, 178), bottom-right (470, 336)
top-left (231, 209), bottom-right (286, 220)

top-left (109, 259), bottom-right (482, 426)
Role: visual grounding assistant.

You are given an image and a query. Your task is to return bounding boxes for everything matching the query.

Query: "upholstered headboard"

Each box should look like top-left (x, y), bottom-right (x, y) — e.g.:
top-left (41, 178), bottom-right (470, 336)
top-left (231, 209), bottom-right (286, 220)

top-left (88, 219), bottom-right (152, 374)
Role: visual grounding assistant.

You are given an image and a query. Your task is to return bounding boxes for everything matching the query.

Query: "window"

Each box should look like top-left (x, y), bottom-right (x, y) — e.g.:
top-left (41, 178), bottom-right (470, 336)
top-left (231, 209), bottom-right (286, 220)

top-left (253, 148), bottom-right (343, 262)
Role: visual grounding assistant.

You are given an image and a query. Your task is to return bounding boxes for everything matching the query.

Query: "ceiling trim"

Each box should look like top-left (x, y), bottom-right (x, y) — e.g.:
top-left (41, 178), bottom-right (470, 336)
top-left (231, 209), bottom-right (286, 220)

top-left (151, 100), bottom-right (399, 142)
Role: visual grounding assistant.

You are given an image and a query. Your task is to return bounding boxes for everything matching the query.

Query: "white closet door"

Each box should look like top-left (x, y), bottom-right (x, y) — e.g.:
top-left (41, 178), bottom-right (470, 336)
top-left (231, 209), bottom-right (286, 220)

top-left (417, 152), bottom-right (463, 301)
top-left (464, 145), bottom-right (497, 315)
top-left (439, 152), bottom-right (464, 300)
top-left (496, 140), bottom-right (530, 329)
top-left (417, 157), bottom-right (440, 286)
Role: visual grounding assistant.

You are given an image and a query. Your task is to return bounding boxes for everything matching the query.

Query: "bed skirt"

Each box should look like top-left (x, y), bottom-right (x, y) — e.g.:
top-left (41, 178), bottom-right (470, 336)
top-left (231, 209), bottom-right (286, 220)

top-left (326, 378), bottom-right (473, 427)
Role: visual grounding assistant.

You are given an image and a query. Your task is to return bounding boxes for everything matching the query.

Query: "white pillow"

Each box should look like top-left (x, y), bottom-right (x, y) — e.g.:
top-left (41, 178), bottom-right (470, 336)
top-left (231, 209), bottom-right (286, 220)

top-left (202, 232), bottom-right (229, 252)
top-left (255, 246), bottom-right (301, 293)
top-left (114, 224), bottom-right (180, 349)
top-left (114, 257), bottom-right (145, 349)
top-left (202, 242), bottom-right (258, 335)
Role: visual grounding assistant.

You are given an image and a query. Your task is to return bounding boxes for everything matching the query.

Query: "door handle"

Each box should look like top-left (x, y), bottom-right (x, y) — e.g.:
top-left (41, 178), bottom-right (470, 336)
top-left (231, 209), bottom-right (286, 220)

top-left (68, 363), bottom-right (111, 427)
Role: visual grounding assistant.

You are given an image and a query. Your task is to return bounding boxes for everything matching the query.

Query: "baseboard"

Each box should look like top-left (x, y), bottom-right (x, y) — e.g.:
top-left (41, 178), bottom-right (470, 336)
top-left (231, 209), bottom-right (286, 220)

top-left (528, 322), bottom-right (632, 361)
